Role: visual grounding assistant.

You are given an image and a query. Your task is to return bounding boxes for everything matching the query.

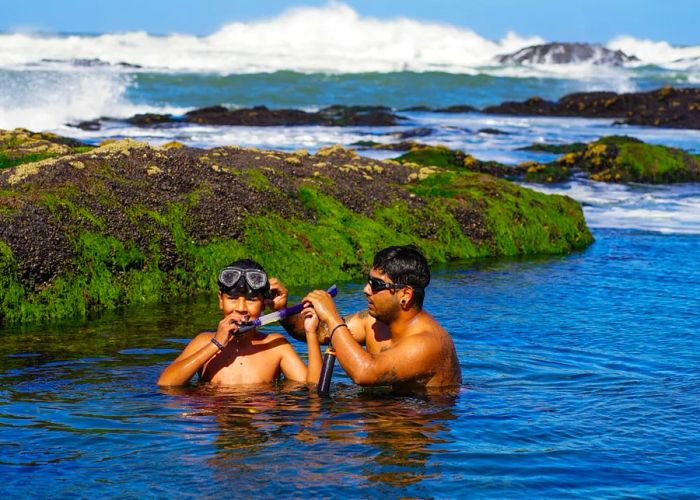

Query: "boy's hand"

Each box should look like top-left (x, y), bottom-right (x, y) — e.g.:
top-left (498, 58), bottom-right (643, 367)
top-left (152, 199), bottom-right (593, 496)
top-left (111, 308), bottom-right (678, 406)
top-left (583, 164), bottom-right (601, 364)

top-left (214, 311), bottom-right (240, 347)
top-left (302, 289), bottom-right (342, 328)
top-left (268, 277), bottom-right (288, 311)
top-left (300, 306), bottom-right (319, 334)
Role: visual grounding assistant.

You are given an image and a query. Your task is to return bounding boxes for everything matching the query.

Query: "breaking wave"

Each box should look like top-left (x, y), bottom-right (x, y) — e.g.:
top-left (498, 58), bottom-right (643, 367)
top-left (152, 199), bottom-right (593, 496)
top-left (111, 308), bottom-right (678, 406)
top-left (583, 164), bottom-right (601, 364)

top-left (0, 3), bottom-right (697, 77)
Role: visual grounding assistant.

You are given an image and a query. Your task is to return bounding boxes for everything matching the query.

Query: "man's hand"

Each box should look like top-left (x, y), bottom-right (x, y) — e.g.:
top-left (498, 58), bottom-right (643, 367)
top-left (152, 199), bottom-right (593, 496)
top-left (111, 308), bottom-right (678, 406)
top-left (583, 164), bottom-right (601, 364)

top-left (302, 289), bottom-right (343, 328)
top-left (268, 277), bottom-right (288, 311)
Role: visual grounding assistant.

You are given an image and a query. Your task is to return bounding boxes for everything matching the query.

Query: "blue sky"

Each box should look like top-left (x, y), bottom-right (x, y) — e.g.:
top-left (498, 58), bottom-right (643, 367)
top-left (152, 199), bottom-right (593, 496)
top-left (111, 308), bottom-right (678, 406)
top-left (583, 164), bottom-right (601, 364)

top-left (2, 0), bottom-right (697, 45)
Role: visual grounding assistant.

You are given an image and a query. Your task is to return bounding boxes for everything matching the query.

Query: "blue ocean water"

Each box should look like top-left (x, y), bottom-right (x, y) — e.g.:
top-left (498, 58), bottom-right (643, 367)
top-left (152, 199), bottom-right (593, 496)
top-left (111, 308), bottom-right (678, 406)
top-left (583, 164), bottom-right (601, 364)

top-left (0, 229), bottom-right (698, 497)
top-left (1, 7), bottom-right (700, 496)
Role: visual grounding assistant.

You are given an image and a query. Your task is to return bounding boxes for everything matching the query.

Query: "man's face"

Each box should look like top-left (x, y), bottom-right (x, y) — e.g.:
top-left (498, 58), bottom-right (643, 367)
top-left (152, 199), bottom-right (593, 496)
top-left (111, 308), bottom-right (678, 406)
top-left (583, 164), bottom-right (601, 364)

top-left (218, 291), bottom-right (265, 323)
top-left (363, 268), bottom-right (402, 322)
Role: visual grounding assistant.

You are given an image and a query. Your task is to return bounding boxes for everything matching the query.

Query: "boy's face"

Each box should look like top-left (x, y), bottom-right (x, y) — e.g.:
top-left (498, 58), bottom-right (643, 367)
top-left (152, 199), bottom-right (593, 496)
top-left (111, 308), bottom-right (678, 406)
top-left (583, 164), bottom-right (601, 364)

top-left (218, 290), bottom-right (265, 323)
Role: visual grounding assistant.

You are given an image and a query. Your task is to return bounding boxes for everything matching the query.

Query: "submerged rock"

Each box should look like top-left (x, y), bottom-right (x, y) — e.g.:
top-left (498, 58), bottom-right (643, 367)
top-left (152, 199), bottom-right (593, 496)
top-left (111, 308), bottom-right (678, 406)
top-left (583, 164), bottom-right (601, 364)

top-left (497, 43), bottom-right (639, 66)
top-left (0, 128), bottom-right (592, 323)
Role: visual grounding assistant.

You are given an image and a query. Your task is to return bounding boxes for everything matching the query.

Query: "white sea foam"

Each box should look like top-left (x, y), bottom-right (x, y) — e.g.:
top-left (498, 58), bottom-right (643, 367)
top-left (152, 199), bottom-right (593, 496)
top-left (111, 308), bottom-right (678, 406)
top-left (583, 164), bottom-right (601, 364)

top-left (2, 3), bottom-right (694, 77)
top-left (608, 36), bottom-right (700, 69)
top-left (0, 69), bottom-right (184, 130)
top-left (526, 180), bottom-right (700, 235)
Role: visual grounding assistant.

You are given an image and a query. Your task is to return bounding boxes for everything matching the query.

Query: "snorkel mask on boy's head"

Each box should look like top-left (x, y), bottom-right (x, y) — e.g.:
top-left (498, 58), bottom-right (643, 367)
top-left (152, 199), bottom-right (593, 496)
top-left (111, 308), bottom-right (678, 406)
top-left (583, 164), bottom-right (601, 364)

top-left (217, 259), bottom-right (271, 300)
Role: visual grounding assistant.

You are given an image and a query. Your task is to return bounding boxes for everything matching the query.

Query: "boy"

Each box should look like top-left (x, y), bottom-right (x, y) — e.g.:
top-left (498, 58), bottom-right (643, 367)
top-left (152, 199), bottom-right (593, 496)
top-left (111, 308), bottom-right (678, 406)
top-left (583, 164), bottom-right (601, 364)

top-left (157, 259), bottom-right (321, 386)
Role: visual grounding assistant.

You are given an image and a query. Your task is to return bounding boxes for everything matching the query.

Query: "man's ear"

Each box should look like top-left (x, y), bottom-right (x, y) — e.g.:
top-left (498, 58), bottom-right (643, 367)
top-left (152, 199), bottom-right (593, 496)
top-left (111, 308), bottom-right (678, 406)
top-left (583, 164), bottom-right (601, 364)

top-left (399, 286), bottom-right (414, 308)
top-left (217, 290), bottom-right (224, 309)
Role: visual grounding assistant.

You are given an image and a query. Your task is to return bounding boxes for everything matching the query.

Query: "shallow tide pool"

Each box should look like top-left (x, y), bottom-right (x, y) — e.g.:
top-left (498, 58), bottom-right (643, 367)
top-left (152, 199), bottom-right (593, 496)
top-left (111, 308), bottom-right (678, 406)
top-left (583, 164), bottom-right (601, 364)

top-left (1, 228), bottom-right (699, 498)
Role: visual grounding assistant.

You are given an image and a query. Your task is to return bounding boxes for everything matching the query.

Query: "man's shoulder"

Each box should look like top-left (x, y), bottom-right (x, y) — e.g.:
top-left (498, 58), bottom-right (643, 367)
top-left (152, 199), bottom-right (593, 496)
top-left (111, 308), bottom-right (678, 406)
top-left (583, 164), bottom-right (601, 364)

top-left (402, 313), bottom-right (451, 346)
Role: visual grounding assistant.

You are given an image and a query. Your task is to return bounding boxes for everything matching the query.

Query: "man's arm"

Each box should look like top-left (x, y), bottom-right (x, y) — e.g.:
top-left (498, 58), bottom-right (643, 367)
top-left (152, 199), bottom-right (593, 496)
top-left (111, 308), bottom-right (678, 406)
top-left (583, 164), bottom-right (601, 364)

top-left (330, 327), bottom-right (440, 385)
top-left (300, 289), bottom-right (439, 385)
top-left (282, 308), bottom-right (369, 346)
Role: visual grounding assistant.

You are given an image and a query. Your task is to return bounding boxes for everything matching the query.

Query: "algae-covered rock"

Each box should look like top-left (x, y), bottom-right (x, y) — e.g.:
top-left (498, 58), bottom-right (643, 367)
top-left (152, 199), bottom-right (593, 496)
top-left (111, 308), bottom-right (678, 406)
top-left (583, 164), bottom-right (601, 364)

top-left (518, 142), bottom-right (588, 154)
top-left (0, 128), bottom-right (94, 170)
top-left (462, 136), bottom-right (699, 185)
top-left (395, 144), bottom-right (527, 178)
top-left (0, 129), bottom-right (592, 324)
top-left (575, 136), bottom-right (700, 183)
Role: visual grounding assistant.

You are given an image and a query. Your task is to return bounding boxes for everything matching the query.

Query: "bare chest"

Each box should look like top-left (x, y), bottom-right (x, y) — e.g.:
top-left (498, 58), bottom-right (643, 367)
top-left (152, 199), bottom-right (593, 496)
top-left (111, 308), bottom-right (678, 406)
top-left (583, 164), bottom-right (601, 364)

top-left (201, 348), bottom-right (281, 385)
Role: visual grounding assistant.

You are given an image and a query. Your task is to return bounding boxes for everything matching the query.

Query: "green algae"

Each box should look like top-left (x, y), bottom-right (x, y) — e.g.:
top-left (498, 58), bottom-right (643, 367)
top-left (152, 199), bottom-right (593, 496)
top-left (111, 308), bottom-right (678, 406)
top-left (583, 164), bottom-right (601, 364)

top-left (409, 170), bottom-right (592, 255)
top-left (576, 136), bottom-right (700, 183)
top-left (520, 136), bottom-right (700, 184)
top-left (523, 162), bottom-right (571, 183)
top-left (0, 152), bottom-right (59, 170)
top-left (518, 143), bottom-right (588, 154)
top-left (397, 145), bottom-right (462, 168)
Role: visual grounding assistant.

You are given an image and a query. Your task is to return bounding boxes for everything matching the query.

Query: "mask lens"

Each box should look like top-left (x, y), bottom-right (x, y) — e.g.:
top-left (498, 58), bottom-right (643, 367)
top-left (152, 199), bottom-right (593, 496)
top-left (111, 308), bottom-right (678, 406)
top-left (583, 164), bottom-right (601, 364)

top-left (219, 268), bottom-right (243, 288)
top-left (245, 270), bottom-right (268, 291)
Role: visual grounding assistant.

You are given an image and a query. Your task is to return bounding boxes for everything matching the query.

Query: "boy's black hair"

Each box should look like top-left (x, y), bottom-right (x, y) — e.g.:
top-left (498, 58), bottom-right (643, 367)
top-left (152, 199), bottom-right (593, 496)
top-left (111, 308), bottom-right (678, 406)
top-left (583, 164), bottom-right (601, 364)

top-left (372, 244), bottom-right (430, 308)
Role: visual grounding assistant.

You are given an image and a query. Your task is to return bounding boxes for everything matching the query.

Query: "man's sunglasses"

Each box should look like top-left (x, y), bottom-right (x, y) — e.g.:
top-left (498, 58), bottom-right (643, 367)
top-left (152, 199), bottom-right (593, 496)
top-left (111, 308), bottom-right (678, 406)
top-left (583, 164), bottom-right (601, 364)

top-left (367, 276), bottom-right (408, 293)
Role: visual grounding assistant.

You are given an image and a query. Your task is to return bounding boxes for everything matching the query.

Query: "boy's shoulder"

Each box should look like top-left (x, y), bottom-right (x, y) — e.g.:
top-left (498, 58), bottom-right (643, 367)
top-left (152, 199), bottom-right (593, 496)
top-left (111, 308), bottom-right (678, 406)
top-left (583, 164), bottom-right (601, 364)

top-left (256, 331), bottom-right (290, 345)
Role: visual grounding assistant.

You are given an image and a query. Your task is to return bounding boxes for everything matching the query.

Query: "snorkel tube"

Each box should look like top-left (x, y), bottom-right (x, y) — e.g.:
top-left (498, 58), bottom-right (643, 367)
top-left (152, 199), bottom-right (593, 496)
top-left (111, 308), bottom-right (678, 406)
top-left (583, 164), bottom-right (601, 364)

top-left (236, 285), bottom-right (338, 334)
top-left (317, 345), bottom-right (336, 398)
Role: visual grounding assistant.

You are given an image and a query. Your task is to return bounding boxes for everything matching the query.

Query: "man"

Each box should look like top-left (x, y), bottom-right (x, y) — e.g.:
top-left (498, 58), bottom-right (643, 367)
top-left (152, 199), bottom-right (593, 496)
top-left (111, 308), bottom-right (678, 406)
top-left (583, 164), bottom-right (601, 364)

top-left (289, 244), bottom-right (462, 392)
top-left (157, 258), bottom-right (322, 387)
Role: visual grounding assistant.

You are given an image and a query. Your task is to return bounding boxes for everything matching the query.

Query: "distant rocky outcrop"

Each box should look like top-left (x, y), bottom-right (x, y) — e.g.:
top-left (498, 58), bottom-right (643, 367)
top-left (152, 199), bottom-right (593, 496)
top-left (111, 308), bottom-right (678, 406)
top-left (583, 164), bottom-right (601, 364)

top-left (0, 128), bottom-right (592, 323)
top-left (497, 43), bottom-right (639, 66)
top-left (74, 105), bottom-right (403, 130)
top-left (482, 87), bottom-right (700, 129)
top-left (38, 58), bottom-right (141, 68)
top-left (70, 87), bottom-right (700, 132)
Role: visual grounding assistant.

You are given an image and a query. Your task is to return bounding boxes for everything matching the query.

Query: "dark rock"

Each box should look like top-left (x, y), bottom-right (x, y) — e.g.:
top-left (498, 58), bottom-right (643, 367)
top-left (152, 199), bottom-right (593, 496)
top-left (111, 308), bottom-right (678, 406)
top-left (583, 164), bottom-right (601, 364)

top-left (483, 96), bottom-right (558, 115)
top-left (399, 105), bottom-right (432, 112)
top-left (393, 127), bottom-right (435, 139)
top-left (184, 105), bottom-right (317, 126)
top-left (69, 120), bottom-right (102, 131)
top-left (482, 87), bottom-right (700, 129)
top-left (317, 105), bottom-right (399, 126)
top-left (126, 113), bottom-right (175, 126)
top-left (497, 42), bottom-right (639, 66)
top-left (180, 104), bottom-right (402, 127)
top-left (477, 128), bottom-right (510, 135)
top-left (434, 105), bottom-right (478, 113)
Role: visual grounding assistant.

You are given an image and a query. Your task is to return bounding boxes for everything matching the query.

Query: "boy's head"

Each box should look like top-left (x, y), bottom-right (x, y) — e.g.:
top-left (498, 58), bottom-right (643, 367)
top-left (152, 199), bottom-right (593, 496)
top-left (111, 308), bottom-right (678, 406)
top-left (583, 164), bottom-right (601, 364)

top-left (217, 258), bottom-right (271, 300)
top-left (372, 244), bottom-right (430, 308)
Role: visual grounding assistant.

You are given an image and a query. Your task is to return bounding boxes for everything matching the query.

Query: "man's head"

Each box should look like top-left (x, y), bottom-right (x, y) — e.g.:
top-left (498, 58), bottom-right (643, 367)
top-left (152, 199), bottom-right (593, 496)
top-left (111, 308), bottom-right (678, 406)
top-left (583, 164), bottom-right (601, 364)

top-left (365, 244), bottom-right (430, 320)
top-left (217, 259), bottom-right (270, 320)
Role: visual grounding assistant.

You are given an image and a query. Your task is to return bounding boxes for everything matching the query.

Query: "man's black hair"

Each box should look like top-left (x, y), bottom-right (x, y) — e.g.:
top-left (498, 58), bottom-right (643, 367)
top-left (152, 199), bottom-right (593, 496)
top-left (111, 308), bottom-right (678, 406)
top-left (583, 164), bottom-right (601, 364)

top-left (372, 244), bottom-right (430, 308)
